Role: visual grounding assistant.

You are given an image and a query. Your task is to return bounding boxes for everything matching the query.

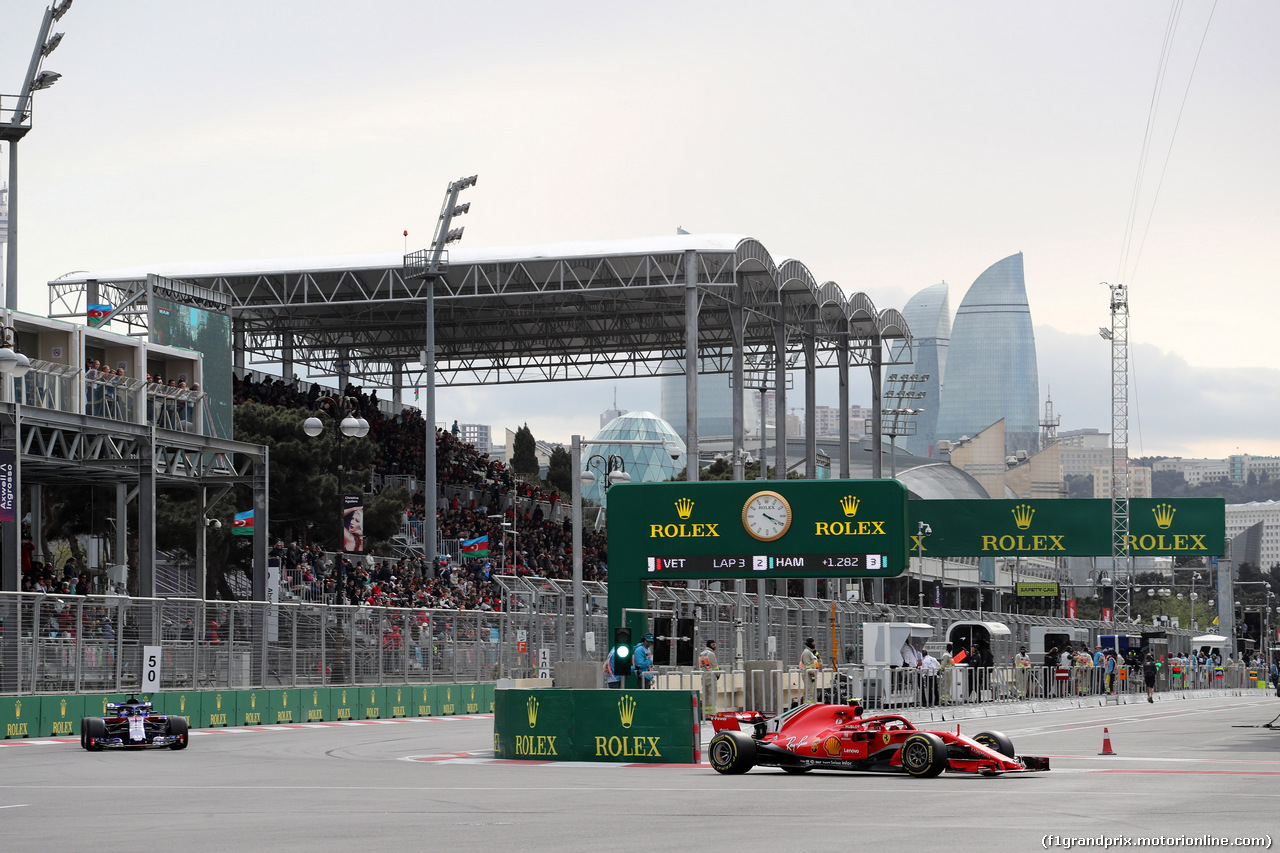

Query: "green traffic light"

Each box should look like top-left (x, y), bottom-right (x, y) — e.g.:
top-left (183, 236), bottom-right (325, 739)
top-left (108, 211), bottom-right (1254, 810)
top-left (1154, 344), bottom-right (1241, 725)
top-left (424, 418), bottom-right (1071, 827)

top-left (617, 646), bottom-right (630, 658)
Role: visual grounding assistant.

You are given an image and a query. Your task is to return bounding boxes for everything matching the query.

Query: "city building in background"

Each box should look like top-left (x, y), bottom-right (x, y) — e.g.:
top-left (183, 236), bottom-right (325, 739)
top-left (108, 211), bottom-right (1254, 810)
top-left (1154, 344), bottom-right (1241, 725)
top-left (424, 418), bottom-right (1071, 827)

top-left (1152, 457), bottom-right (1231, 485)
top-left (1058, 429), bottom-right (1112, 478)
top-left (581, 411), bottom-right (686, 506)
top-left (600, 387), bottom-right (627, 429)
top-left (1228, 454), bottom-right (1280, 485)
top-left (934, 252), bottom-right (1040, 458)
top-left (1093, 462), bottom-right (1152, 498)
top-left (660, 360), bottom-right (740, 441)
top-left (889, 282), bottom-right (950, 457)
top-left (1225, 501), bottom-right (1280, 568)
top-left (458, 422), bottom-right (492, 452)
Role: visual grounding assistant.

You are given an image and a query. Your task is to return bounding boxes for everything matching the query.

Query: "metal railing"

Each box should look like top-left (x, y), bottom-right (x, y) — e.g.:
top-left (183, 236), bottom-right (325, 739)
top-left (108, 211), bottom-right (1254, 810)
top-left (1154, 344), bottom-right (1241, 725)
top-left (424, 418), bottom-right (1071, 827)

top-left (0, 592), bottom-right (607, 696)
top-left (653, 661), bottom-right (1269, 718)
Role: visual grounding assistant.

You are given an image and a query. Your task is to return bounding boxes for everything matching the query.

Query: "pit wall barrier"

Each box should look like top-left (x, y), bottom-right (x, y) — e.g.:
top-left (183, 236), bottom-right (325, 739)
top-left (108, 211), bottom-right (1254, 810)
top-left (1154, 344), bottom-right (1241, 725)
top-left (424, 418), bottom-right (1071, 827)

top-left (0, 683), bottom-right (496, 738)
top-left (493, 688), bottom-right (700, 763)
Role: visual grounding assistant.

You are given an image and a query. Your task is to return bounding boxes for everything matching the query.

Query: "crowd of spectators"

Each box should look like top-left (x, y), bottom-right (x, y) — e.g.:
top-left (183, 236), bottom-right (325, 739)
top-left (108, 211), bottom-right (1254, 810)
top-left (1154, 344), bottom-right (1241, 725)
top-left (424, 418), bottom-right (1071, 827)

top-left (235, 373), bottom-right (608, 611)
top-left (84, 357), bottom-right (202, 428)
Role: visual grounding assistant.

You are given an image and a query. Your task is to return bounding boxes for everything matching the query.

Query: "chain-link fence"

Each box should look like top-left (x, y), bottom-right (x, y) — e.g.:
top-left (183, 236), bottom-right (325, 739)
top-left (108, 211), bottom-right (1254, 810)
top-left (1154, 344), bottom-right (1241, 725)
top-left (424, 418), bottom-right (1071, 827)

top-left (0, 592), bottom-right (608, 696)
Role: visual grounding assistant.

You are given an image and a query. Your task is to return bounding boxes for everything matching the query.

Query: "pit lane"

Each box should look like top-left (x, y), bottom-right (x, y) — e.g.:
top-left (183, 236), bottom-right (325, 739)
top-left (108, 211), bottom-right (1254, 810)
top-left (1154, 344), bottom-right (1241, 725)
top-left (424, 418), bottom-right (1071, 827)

top-left (3, 694), bottom-right (1278, 852)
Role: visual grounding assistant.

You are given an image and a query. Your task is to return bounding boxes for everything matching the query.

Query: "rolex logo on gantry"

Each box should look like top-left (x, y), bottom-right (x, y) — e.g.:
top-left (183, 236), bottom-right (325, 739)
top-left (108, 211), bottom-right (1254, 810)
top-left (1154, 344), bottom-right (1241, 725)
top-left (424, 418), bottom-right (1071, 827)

top-left (1012, 504), bottom-right (1035, 530)
top-left (674, 498), bottom-right (694, 520)
top-left (1152, 503), bottom-right (1176, 529)
top-left (840, 496), bottom-right (860, 517)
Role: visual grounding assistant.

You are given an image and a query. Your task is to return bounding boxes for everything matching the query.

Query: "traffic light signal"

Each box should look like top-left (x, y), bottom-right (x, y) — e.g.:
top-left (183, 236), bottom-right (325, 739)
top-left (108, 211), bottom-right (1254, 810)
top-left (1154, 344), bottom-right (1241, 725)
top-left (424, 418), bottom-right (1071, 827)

top-left (613, 626), bottom-right (633, 676)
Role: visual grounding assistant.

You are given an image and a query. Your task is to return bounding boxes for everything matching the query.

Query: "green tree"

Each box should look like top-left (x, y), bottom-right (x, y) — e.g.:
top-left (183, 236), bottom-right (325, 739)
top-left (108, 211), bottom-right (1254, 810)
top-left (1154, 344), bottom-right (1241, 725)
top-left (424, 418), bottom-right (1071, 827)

top-left (1064, 474), bottom-right (1093, 498)
top-left (546, 445), bottom-right (572, 493)
top-left (512, 423), bottom-right (539, 476)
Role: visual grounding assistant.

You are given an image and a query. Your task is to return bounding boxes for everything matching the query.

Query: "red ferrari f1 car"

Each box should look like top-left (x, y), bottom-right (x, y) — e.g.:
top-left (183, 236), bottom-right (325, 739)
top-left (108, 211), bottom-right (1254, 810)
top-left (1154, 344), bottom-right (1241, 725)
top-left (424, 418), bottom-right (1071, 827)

top-left (708, 702), bottom-right (1049, 777)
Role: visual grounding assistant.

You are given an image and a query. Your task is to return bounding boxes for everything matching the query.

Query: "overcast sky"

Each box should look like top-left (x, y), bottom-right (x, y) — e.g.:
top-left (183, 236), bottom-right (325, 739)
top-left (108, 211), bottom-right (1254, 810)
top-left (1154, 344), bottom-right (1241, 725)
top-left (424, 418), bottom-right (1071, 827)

top-left (3, 1), bottom-right (1276, 458)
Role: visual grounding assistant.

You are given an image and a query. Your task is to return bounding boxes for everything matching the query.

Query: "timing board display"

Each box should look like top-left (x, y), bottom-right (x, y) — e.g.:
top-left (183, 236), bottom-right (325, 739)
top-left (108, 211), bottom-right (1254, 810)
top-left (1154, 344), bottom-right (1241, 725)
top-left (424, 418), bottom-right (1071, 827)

top-left (607, 479), bottom-right (908, 580)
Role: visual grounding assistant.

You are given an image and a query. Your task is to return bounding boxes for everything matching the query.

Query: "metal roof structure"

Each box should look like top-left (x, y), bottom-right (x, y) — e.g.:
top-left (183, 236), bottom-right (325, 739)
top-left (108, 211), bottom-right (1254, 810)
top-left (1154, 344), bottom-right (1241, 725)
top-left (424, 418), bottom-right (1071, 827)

top-left (47, 234), bottom-right (911, 389)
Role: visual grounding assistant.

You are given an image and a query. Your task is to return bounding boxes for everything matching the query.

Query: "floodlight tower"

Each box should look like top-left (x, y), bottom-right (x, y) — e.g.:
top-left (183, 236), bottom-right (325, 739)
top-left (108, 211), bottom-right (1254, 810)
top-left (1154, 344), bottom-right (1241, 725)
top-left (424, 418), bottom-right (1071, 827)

top-left (1, 0), bottom-right (74, 310)
top-left (1100, 283), bottom-right (1131, 621)
top-left (404, 175), bottom-right (477, 573)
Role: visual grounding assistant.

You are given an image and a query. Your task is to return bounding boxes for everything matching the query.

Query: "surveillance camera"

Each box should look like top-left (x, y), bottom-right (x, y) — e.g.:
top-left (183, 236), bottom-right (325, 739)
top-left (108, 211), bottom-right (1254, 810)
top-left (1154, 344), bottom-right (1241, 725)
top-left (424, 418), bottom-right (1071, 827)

top-left (666, 442), bottom-right (681, 462)
top-left (205, 517), bottom-right (222, 529)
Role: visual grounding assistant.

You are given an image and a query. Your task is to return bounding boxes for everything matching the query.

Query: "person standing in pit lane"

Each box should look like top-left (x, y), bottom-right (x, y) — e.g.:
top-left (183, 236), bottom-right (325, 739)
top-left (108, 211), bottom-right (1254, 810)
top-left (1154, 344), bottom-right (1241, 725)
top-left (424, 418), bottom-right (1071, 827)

top-left (1143, 653), bottom-right (1158, 703)
top-left (698, 639), bottom-right (720, 712)
top-left (604, 647), bottom-right (621, 689)
top-left (801, 638), bottom-right (822, 703)
top-left (633, 633), bottom-right (656, 689)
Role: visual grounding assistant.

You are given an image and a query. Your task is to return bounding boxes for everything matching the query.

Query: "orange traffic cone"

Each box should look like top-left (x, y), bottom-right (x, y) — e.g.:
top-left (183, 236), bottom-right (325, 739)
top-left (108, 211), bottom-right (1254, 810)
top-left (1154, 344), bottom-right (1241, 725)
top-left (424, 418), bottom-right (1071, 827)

top-left (1098, 727), bottom-right (1116, 755)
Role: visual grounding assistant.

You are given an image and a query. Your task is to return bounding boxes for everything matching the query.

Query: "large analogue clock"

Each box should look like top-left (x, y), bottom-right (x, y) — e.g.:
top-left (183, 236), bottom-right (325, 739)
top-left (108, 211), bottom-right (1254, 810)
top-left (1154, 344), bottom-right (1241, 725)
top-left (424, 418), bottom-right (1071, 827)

top-left (742, 490), bottom-right (793, 542)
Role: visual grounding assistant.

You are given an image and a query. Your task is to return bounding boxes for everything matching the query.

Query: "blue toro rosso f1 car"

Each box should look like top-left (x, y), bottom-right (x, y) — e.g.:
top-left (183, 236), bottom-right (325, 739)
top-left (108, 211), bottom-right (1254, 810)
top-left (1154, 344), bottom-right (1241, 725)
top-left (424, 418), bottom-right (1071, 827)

top-left (81, 696), bottom-right (189, 751)
top-left (709, 702), bottom-right (1049, 777)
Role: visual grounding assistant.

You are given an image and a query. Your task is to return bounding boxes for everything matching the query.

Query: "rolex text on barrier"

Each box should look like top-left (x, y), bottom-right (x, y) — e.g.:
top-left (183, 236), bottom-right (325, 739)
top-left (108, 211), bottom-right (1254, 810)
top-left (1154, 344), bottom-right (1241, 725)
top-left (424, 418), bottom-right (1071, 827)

top-left (493, 689), bottom-right (699, 763)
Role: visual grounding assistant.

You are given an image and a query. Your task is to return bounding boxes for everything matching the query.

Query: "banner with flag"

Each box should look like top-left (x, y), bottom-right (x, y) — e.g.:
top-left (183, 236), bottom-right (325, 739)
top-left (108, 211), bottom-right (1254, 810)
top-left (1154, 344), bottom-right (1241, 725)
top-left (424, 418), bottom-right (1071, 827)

top-left (460, 535), bottom-right (489, 557)
top-left (231, 510), bottom-right (254, 536)
top-left (87, 304), bottom-right (112, 327)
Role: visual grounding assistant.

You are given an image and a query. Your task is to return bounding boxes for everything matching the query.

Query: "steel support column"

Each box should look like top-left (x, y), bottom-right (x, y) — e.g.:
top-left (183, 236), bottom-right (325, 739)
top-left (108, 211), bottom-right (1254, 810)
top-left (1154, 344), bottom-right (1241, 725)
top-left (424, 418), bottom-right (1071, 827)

top-left (773, 317), bottom-right (787, 480)
top-left (804, 319), bottom-right (816, 480)
top-left (730, 291), bottom-right (745, 481)
top-left (571, 434), bottom-right (584, 660)
top-left (137, 440), bottom-right (156, 598)
top-left (870, 337), bottom-right (883, 479)
top-left (684, 250), bottom-right (699, 483)
top-left (251, 448), bottom-right (269, 601)
top-left (838, 334), bottom-right (850, 478)
top-left (195, 486), bottom-right (207, 600)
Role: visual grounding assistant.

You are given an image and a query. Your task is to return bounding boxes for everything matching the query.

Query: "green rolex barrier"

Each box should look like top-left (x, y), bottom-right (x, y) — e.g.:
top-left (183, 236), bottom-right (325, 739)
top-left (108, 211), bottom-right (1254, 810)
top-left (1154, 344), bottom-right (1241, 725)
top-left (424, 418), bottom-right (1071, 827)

top-left (2, 695), bottom-right (33, 738)
top-left (238, 690), bottom-right (269, 725)
top-left (460, 683), bottom-right (484, 715)
top-left (269, 689), bottom-right (302, 724)
top-left (0, 683), bottom-right (498, 737)
top-left (41, 694), bottom-right (84, 737)
top-left (413, 684), bottom-right (437, 717)
top-left (204, 690), bottom-right (234, 727)
top-left (332, 687), bottom-right (357, 720)
top-left (302, 687), bottom-right (330, 722)
top-left (358, 686), bottom-right (387, 720)
top-left (156, 690), bottom-right (202, 723)
top-left (439, 684), bottom-right (460, 715)
top-left (387, 686), bottom-right (409, 718)
top-left (494, 689), bottom-right (699, 763)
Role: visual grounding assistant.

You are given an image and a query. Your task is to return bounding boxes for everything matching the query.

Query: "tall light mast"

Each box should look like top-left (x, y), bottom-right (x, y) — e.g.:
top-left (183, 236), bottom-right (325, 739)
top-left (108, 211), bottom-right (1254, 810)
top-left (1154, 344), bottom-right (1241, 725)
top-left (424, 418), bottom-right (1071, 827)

top-left (1100, 283), bottom-right (1131, 621)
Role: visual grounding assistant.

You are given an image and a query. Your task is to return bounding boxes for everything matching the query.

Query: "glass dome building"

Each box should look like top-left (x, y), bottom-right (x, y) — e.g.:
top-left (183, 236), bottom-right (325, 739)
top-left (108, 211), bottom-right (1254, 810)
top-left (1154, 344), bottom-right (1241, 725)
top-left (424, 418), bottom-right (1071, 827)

top-left (582, 411), bottom-right (686, 506)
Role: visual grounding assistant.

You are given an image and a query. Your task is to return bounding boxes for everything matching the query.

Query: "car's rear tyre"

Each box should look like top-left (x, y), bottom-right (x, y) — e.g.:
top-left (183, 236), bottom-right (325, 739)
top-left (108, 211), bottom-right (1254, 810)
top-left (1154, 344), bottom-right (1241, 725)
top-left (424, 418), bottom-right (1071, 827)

top-left (167, 716), bottom-right (189, 750)
top-left (709, 731), bottom-right (756, 775)
top-left (973, 730), bottom-right (1015, 757)
top-left (83, 717), bottom-right (106, 752)
top-left (899, 732), bottom-right (947, 777)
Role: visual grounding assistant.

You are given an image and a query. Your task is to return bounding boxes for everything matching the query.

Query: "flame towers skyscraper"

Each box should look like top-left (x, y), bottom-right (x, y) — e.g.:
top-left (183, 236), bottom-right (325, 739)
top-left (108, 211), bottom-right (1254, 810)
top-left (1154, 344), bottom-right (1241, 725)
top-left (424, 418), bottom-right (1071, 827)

top-left (933, 252), bottom-right (1040, 457)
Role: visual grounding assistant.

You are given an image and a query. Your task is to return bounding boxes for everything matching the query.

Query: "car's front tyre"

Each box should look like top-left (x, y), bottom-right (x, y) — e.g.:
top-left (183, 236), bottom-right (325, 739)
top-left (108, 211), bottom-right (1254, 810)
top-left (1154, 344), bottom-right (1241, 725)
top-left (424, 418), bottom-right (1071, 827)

top-left (973, 730), bottom-right (1015, 757)
top-left (83, 718), bottom-right (106, 752)
top-left (167, 716), bottom-right (189, 750)
top-left (900, 732), bottom-right (947, 777)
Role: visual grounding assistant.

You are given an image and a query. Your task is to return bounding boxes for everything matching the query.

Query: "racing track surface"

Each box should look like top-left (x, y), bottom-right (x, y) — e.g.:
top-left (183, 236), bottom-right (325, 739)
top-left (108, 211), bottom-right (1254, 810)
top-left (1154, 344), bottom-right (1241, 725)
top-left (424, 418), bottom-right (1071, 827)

top-left (4, 693), bottom-right (1280, 852)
